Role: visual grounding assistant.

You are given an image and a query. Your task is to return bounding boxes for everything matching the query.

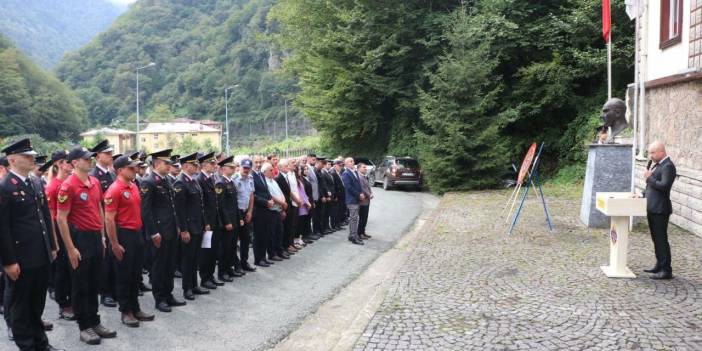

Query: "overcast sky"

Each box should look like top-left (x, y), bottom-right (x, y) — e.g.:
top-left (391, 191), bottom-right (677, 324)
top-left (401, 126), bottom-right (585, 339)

top-left (107, 0), bottom-right (137, 6)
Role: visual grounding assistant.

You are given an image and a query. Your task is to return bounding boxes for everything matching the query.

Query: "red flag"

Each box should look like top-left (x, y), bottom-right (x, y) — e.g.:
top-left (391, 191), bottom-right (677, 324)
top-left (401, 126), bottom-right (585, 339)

top-left (602, 0), bottom-right (611, 42)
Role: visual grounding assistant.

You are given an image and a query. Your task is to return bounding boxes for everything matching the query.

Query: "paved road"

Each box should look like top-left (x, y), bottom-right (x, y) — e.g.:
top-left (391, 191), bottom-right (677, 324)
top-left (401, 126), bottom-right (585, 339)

top-left (1, 188), bottom-right (430, 351)
top-left (354, 191), bottom-right (702, 351)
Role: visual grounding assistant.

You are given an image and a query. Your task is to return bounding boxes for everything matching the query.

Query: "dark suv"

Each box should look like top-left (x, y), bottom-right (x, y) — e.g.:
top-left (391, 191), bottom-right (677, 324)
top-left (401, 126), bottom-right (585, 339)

top-left (373, 156), bottom-right (423, 190)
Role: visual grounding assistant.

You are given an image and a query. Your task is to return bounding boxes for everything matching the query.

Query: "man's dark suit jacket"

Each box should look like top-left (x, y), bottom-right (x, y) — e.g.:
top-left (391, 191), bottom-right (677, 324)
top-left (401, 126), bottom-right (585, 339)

top-left (643, 157), bottom-right (677, 215)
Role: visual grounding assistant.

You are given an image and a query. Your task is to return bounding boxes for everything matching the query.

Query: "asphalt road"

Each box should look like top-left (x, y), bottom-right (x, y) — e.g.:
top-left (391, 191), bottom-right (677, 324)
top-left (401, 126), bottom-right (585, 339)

top-left (1, 188), bottom-right (431, 351)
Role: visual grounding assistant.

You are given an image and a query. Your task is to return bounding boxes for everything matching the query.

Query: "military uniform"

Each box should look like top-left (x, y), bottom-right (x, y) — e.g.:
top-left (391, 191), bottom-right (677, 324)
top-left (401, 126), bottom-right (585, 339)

top-left (0, 139), bottom-right (57, 351)
top-left (89, 140), bottom-right (117, 308)
top-left (195, 152), bottom-right (222, 288)
top-left (140, 150), bottom-right (184, 312)
top-left (214, 157), bottom-right (240, 281)
top-left (173, 153), bottom-right (209, 300)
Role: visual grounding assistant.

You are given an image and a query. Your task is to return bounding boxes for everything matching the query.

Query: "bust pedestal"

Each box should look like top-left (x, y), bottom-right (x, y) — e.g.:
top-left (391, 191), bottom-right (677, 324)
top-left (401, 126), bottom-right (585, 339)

top-left (579, 144), bottom-right (633, 228)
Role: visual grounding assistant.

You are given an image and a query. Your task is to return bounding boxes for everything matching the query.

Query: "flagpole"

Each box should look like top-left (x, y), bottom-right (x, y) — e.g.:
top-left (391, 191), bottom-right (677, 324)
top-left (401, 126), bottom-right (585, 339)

top-left (630, 0), bottom-right (639, 229)
top-left (607, 35), bottom-right (612, 100)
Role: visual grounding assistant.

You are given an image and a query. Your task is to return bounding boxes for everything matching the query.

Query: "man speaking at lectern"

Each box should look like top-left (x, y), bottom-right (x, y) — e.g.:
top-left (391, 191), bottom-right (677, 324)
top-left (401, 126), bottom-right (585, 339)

top-left (639, 141), bottom-right (677, 280)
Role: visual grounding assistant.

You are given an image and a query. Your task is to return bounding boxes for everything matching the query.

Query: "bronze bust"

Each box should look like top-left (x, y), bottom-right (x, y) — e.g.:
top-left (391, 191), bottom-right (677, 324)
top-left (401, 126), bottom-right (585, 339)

top-left (597, 98), bottom-right (628, 144)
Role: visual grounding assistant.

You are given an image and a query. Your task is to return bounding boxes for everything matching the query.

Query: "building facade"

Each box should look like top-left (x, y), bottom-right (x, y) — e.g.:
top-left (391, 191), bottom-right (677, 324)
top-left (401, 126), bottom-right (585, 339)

top-left (80, 128), bottom-right (136, 154)
top-left (634, 0), bottom-right (702, 236)
top-left (138, 120), bottom-right (222, 152)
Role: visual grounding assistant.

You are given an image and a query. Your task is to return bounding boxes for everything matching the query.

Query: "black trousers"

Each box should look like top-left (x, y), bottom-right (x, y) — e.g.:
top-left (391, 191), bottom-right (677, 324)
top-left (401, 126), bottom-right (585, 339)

top-left (299, 214), bottom-right (311, 237)
top-left (321, 200), bottom-right (331, 231)
top-left (269, 212), bottom-right (284, 257)
top-left (99, 237), bottom-right (116, 299)
top-left (647, 213), bottom-right (672, 273)
top-left (238, 210), bottom-right (252, 265)
top-left (312, 200), bottom-right (322, 234)
top-left (283, 206), bottom-right (299, 247)
top-left (114, 228), bottom-right (145, 313)
top-left (151, 235), bottom-right (177, 303)
top-left (181, 231), bottom-right (202, 291)
top-left (199, 229), bottom-right (220, 283)
top-left (253, 208), bottom-right (274, 263)
top-left (7, 265), bottom-right (50, 351)
top-left (71, 230), bottom-right (103, 331)
top-left (53, 233), bottom-right (72, 309)
top-left (219, 227), bottom-right (235, 277)
top-left (359, 204), bottom-right (370, 235)
top-left (329, 200), bottom-right (340, 228)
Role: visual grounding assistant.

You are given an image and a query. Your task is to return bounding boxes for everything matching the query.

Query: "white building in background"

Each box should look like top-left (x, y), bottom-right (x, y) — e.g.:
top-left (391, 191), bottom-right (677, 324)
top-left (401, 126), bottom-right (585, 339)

top-left (632, 0), bottom-right (702, 236)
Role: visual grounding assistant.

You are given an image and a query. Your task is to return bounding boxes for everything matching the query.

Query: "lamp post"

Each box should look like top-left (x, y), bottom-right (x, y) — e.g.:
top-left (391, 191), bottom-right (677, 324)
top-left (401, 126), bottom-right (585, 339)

top-left (224, 84), bottom-right (239, 154)
top-left (135, 62), bottom-right (156, 150)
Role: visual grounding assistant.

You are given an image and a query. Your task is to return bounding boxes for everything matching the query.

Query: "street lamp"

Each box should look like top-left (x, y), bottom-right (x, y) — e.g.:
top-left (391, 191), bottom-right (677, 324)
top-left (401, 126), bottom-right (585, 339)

top-left (224, 84), bottom-right (239, 154)
top-left (136, 62), bottom-right (156, 150)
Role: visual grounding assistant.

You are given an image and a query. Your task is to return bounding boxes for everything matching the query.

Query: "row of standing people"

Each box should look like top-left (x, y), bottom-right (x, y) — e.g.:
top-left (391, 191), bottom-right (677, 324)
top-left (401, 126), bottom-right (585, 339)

top-left (0, 137), bottom-right (373, 350)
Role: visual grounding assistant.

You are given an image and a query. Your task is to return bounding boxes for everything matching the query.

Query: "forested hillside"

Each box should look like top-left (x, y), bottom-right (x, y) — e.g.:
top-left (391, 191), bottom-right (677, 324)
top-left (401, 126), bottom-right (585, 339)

top-left (0, 0), bottom-right (124, 68)
top-left (0, 35), bottom-right (86, 141)
top-left (57, 0), bottom-right (309, 147)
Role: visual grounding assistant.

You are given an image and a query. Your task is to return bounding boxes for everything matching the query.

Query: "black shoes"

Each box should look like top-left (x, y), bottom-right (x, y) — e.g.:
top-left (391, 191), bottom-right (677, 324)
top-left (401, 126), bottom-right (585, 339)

top-left (156, 302), bottom-right (172, 312)
top-left (360, 234), bottom-right (372, 240)
top-left (201, 281), bottom-right (217, 290)
top-left (650, 271), bottom-right (673, 280)
top-left (183, 290), bottom-right (195, 300)
top-left (349, 238), bottom-right (364, 245)
top-left (134, 310), bottom-right (155, 321)
top-left (219, 274), bottom-right (234, 282)
top-left (211, 278), bottom-right (225, 286)
top-left (269, 256), bottom-right (283, 262)
top-left (101, 296), bottom-right (117, 307)
top-left (644, 266), bottom-right (661, 273)
top-left (166, 296), bottom-right (186, 306)
top-left (255, 261), bottom-right (270, 267)
top-left (193, 286), bottom-right (210, 295)
top-left (242, 264), bottom-right (257, 272)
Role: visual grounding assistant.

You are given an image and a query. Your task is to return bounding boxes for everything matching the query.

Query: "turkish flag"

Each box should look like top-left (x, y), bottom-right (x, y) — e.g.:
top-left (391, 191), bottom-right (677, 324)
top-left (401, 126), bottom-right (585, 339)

top-left (602, 0), bottom-right (611, 42)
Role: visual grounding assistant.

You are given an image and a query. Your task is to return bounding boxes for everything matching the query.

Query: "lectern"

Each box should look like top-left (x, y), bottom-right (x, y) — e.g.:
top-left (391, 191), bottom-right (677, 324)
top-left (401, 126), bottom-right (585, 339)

top-left (595, 192), bottom-right (647, 278)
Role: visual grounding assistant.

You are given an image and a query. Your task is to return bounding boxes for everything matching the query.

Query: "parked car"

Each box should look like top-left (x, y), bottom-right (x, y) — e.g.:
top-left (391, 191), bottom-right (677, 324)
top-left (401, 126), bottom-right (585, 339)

top-left (354, 157), bottom-right (376, 183)
top-left (373, 156), bottom-right (423, 191)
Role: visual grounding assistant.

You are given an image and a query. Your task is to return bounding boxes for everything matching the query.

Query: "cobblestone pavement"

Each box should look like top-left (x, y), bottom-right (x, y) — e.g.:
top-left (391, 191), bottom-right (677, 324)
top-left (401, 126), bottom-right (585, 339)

top-left (354, 190), bottom-right (702, 351)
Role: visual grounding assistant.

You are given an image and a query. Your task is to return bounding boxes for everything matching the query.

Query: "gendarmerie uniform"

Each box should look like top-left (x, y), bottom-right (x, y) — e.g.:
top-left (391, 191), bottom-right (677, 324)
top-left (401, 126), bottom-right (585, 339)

top-left (89, 140), bottom-right (118, 308)
top-left (319, 164), bottom-right (334, 232)
top-left (195, 152), bottom-right (222, 289)
top-left (139, 150), bottom-right (184, 312)
top-left (214, 157), bottom-right (240, 281)
top-left (173, 153), bottom-right (209, 300)
top-left (233, 159), bottom-right (255, 272)
top-left (0, 139), bottom-right (57, 351)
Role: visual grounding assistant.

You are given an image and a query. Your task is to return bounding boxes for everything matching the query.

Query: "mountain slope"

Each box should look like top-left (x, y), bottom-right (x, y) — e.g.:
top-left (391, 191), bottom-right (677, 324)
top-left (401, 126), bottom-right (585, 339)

top-left (57, 0), bottom-right (308, 145)
top-left (0, 35), bottom-right (86, 140)
top-left (0, 0), bottom-right (124, 68)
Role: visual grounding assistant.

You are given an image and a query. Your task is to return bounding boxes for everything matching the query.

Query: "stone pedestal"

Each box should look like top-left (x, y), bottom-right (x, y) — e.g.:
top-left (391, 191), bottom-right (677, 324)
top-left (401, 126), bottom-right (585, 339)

top-left (580, 144), bottom-right (633, 228)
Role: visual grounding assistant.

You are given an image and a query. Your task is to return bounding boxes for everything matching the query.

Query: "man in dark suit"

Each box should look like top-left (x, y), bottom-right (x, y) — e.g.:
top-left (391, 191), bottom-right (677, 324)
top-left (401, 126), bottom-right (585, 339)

top-left (251, 156), bottom-right (276, 267)
top-left (330, 160), bottom-right (346, 230)
top-left (0, 139), bottom-right (64, 351)
top-left (640, 141), bottom-right (677, 280)
top-left (341, 158), bottom-right (365, 245)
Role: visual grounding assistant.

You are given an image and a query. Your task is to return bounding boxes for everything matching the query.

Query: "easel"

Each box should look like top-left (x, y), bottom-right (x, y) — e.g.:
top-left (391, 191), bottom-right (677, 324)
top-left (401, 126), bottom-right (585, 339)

top-left (506, 142), bottom-right (553, 235)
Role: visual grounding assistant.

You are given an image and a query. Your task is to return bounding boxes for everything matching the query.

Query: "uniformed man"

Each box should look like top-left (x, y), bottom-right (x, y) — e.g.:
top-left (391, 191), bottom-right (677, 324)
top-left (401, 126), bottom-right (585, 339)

top-left (88, 140), bottom-right (117, 308)
top-left (0, 138), bottom-right (64, 351)
top-left (173, 153), bottom-right (210, 300)
top-left (45, 150), bottom-right (76, 321)
top-left (167, 155), bottom-right (180, 185)
top-left (56, 146), bottom-right (117, 345)
top-left (330, 160), bottom-right (346, 230)
top-left (214, 156), bottom-right (240, 282)
top-left (140, 150), bottom-right (186, 313)
top-left (233, 159), bottom-right (256, 273)
top-left (196, 152), bottom-right (222, 290)
top-left (103, 155), bottom-right (155, 327)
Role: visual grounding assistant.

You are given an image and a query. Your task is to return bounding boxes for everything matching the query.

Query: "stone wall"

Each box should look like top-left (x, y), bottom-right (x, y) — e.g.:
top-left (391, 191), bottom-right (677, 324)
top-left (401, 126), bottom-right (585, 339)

top-left (635, 79), bottom-right (702, 237)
